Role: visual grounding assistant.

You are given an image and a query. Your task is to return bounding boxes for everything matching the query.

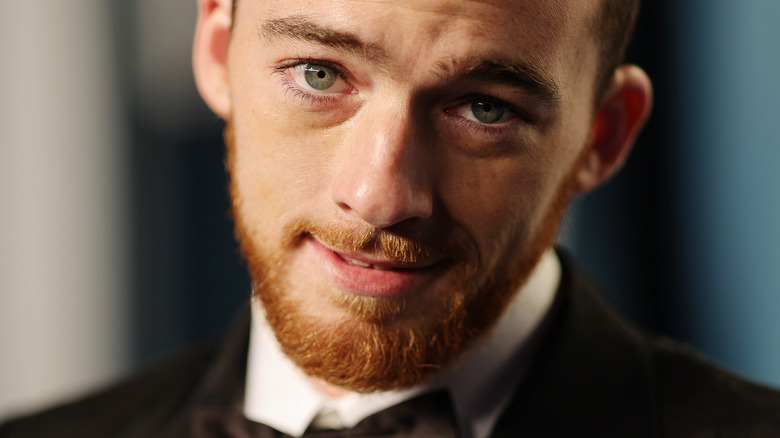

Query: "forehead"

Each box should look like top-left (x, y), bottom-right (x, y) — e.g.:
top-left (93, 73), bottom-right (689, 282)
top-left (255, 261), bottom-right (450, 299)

top-left (233, 0), bottom-right (600, 99)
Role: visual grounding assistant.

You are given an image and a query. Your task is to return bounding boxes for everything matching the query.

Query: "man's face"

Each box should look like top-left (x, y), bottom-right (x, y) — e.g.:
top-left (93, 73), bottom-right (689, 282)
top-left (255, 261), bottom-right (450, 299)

top-left (225, 0), bottom-right (601, 391)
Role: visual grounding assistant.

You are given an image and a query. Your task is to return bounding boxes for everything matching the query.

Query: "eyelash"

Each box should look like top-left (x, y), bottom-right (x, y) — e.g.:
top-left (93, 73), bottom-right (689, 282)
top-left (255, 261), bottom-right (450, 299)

top-left (446, 95), bottom-right (532, 137)
top-left (273, 59), bottom-right (532, 139)
top-left (273, 59), bottom-right (352, 107)
top-left (453, 116), bottom-right (515, 137)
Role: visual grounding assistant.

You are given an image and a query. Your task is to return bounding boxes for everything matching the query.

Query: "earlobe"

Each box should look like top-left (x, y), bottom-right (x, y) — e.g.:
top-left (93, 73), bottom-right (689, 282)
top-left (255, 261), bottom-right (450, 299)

top-left (574, 65), bottom-right (653, 193)
top-left (193, 0), bottom-right (233, 119)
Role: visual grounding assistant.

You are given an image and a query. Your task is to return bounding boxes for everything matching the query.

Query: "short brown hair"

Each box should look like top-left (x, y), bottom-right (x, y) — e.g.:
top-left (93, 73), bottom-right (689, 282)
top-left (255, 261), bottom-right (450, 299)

top-left (230, 0), bottom-right (640, 101)
top-left (592, 0), bottom-right (642, 102)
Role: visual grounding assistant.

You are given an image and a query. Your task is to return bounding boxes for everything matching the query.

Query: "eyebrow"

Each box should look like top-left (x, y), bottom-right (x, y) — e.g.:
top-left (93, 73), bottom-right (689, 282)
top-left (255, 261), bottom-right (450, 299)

top-left (260, 16), bottom-right (560, 106)
top-left (260, 16), bottom-right (388, 63)
top-left (436, 58), bottom-right (561, 106)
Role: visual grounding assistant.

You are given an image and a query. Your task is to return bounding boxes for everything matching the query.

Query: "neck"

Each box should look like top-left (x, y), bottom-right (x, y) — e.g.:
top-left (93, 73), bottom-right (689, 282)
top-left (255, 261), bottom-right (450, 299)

top-left (310, 377), bottom-right (351, 399)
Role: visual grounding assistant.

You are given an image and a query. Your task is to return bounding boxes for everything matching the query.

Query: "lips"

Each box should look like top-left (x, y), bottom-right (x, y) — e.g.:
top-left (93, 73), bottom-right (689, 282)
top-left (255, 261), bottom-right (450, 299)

top-left (307, 236), bottom-right (442, 297)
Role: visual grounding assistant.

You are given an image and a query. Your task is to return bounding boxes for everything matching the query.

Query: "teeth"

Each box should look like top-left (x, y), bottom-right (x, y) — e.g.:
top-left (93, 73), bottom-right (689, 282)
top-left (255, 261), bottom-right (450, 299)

top-left (348, 258), bottom-right (371, 268)
top-left (347, 257), bottom-right (394, 270)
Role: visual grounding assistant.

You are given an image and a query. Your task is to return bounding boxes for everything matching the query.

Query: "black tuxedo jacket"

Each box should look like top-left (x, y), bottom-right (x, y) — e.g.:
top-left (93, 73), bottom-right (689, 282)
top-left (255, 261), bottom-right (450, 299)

top-left (3, 249), bottom-right (780, 437)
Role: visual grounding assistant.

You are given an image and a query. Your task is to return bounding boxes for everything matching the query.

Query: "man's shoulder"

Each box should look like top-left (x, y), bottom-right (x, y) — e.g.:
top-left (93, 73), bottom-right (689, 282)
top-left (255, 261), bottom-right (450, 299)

top-left (505, 248), bottom-right (780, 437)
top-left (650, 336), bottom-right (780, 436)
top-left (0, 342), bottom-right (219, 438)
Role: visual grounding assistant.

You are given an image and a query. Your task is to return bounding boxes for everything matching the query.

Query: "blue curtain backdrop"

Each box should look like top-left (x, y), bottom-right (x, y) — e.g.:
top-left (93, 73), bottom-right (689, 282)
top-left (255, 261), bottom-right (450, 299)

top-left (121, 1), bottom-right (780, 388)
top-left (565, 1), bottom-right (780, 388)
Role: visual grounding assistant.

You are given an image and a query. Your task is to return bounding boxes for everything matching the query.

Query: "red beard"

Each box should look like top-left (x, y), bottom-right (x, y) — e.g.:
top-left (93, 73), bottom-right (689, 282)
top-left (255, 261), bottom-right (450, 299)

top-left (225, 122), bottom-right (580, 392)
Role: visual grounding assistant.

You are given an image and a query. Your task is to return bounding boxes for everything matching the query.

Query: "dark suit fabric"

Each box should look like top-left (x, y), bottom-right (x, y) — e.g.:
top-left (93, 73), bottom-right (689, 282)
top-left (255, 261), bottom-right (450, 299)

top-left (3, 249), bottom-right (780, 437)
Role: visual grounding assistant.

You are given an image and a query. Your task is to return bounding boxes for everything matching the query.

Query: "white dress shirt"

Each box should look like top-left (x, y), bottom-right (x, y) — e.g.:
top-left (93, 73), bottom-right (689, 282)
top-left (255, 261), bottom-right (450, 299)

top-left (244, 248), bottom-right (561, 438)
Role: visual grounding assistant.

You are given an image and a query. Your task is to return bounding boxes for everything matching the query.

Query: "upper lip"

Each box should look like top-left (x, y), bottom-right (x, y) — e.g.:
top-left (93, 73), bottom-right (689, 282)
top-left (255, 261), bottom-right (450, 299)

top-left (337, 250), bottom-right (437, 270)
top-left (312, 237), bottom-right (440, 270)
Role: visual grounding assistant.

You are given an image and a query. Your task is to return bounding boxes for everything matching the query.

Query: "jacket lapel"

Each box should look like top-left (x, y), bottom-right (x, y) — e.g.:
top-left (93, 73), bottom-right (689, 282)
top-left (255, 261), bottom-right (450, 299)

top-left (160, 304), bottom-right (254, 437)
top-left (492, 248), bottom-right (661, 437)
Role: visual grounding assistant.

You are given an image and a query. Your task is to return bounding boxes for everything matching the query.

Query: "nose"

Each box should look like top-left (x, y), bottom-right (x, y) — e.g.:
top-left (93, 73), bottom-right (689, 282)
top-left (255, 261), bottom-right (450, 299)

top-left (332, 103), bottom-right (433, 229)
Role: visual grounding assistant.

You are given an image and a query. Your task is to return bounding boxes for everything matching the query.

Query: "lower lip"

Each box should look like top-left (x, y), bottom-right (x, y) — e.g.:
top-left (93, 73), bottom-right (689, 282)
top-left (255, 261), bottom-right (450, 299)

top-left (307, 237), bottom-right (439, 297)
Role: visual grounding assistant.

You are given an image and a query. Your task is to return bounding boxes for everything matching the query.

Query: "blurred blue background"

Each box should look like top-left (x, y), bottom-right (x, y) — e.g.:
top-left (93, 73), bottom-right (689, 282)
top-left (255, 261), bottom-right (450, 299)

top-left (564, 0), bottom-right (780, 388)
top-left (2, 0), bottom-right (779, 421)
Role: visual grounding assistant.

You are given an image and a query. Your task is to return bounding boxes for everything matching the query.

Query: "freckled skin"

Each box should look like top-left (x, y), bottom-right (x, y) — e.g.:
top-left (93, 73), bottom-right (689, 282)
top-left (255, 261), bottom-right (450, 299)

top-left (194, 0), bottom-right (652, 392)
top-left (228, 0), bottom-right (600, 295)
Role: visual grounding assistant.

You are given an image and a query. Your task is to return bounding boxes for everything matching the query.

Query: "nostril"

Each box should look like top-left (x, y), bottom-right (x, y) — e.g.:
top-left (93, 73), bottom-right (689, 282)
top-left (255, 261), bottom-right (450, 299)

top-left (334, 182), bottom-right (433, 229)
top-left (335, 200), bottom-right (352, 213)
top-left (331, 129), bottom-right (433, 228)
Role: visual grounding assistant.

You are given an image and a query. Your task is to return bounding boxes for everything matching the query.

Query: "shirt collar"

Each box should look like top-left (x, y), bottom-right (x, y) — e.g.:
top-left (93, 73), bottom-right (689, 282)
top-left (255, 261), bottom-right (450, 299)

top-left (244, 248), bottom-right (560, 438)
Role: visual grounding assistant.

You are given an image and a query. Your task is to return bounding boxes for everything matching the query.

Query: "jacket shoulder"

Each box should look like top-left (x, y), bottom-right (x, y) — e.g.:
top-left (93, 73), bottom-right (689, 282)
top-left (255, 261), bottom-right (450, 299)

top-left (0, 342), bottom-right (218, 438)
top-left (652, 337), bottom-right (780, 437)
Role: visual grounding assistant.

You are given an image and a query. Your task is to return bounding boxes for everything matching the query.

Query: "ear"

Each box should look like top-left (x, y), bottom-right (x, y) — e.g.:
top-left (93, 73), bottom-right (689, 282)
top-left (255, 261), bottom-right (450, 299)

top-left (193, 0), bottom-right (233, 119)
top-left (574, 65), bottom-right (653, 193)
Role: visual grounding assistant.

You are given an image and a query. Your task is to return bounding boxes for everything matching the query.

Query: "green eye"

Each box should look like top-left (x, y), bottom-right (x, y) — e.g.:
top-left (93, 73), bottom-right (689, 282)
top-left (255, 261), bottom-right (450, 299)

top-left (303, 64), bottom-right (339, 91)
top-left (471, 101), bottom-right (506, 124)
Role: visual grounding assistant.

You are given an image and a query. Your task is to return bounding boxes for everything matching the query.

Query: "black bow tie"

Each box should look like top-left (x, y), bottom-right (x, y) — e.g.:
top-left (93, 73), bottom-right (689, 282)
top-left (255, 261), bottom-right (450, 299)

top-left (191, 389), bottom-right (460, 438)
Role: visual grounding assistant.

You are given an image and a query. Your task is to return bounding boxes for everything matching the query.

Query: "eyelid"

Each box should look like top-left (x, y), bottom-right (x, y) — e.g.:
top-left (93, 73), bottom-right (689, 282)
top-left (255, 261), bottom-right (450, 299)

top-left (440, 95), bottom-right (540, 143)
top-left (275, 58), bottom-right (346, 76)
top-left (276, 59), bottom-right (356, 95)
top-left (447, 95), bottom-right (530, 124)
top-left (454, 101), bottom-right (513, 124)
top-left (272, 59), bottom-right (360, 112)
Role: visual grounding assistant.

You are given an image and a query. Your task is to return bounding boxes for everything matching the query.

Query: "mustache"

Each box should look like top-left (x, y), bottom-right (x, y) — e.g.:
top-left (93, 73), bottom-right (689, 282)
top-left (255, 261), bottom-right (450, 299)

top-left (282, 219), bottom-right (468, 265)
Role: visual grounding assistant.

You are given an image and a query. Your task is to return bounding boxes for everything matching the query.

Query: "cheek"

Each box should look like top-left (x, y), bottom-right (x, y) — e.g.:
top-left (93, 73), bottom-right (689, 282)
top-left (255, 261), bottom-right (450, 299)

top-left (228, 49), bottom-right (337, 206)
top-left (440, 157), bottom-right (551, 267)
top-left (229, 105), bottom-right (336, 241)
